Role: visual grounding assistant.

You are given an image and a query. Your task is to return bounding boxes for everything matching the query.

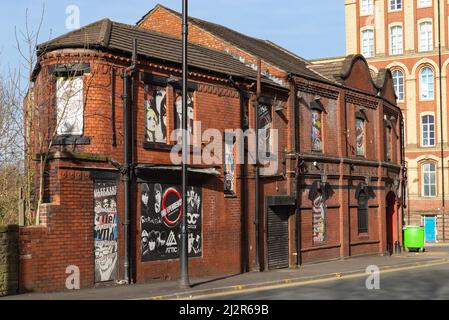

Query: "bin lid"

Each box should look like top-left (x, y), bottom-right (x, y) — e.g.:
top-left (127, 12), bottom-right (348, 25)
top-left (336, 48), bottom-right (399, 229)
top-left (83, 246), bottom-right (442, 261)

top-left (403, 225), bottom-right (423, 229)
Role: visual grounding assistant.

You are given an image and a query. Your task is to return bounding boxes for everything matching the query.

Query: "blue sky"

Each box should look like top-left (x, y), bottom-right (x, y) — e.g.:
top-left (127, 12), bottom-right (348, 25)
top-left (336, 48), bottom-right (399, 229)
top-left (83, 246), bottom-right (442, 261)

top-left (0, 0), bottom-right (345, 73)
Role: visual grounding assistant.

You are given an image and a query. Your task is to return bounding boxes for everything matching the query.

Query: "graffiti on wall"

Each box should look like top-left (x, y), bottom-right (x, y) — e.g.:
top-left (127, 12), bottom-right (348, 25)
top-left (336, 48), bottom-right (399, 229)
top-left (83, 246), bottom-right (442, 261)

top-left (94, 181), bottom-right (118, 282)
top-left (311, 110), bottom-right (322, 152)
top-left (356, 118), bottom-right (365, 156)
top-left (224, 137), bottom-right (237, 194)
top-left (174, 91), bottom-right (194, 142)
top-left (145, 85), bottom-right (167, 144)
top-left (141, 184), bottom-right (202, 262)
top-left (258, 104), bottom-right (272, 156)
top-left (312, 192), bottom-right (326, 244)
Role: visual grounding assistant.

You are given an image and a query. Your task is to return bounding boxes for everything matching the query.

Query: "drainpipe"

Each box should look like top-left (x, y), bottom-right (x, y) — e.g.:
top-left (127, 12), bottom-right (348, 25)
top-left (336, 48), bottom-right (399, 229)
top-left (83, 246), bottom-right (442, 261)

top-left (400, 118), bottom-right (406, 249)
top-left (254, 58), bottom-right (261, 270)
top-left (437, 0), bottom-right (446, 242)
top-left (288, 74), bottom-right (301, 267)
top-left (122, 38), bottom-right (137, 284)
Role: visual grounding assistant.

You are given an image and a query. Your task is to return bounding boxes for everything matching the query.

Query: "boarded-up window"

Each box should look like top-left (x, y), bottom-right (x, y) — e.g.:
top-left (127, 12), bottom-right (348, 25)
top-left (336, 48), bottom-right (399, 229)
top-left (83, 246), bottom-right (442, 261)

top-left (56, 76), bottom-right (84, 135)
top-left (174, 90), bottom-right (194, 142)
top-left (258, 104), bottom-right (273, 157)
top-left (224, 136), bottom-right (237, 194)
top-left (311, 110), bottom-right (322, 152)
top-left (145, 85), bottom-right (167, 144)
top-left (356, 118), bottom-right (365, 156)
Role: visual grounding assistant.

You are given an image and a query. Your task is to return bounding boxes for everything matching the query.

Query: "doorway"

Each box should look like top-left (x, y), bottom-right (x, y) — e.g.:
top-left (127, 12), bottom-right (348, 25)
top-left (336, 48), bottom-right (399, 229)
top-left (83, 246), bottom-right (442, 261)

top-left (267, 206), bottom-right (289, 270)
top-left (424, 216), bottom-right (437, 243)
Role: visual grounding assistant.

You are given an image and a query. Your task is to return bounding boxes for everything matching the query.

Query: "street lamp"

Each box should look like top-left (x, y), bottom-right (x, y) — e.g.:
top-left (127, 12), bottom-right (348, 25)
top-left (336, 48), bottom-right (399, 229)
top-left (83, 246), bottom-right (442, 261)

top-left (180, 0), bottom-right (190, 289)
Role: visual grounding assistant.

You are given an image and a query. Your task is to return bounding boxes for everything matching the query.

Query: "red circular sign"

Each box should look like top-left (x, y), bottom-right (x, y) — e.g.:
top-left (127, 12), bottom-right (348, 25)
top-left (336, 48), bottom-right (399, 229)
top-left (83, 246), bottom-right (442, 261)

top-left (162, 187), bottom-right (182, 227)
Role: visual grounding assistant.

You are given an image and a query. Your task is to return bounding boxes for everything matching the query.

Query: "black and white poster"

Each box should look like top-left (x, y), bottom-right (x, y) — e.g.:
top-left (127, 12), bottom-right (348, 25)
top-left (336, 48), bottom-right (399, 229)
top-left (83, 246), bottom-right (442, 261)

top-left (145, 85), bottom-right (167, 144)
top-left (141, 183), bottom-right (202, 262)
top-left (94, 181), bottom-right (118, 282)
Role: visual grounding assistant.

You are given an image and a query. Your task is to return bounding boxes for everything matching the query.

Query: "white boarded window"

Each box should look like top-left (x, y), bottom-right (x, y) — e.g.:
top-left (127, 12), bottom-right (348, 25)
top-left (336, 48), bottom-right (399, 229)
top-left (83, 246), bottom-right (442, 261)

top-left (422, 115), bottom-right (435, 147)
top-left (418, 0), bottom-right (432, 8)
top-left (390, 0), bottom-right (402, 11)
top-left (420, 67), bottom-right (434, 100)
top-left (390, 26), bottom-right (403, 55)
top-left (56, 76), bottom-right (84, 136)
top-left (392, 70), bottom-right (404, 101)
top-left (361, 0), bottom-right (374, 16)
top-left (419, 22), bottom-right (433, 52)
top-left (361, 29), bottom-right (375, 58)
top-left (422, 162), bottom-right (436, 197)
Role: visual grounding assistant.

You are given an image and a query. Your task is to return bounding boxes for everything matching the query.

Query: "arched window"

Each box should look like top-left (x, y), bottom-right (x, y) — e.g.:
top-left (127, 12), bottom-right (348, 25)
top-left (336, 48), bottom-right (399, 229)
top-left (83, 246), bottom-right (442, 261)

top-left (390, 26), bottom-right (403, 55)
top-left (422, 162), bottom-right (437, 197)
top-left (361, 29), bottom-right (375, 58)
top-left (421, 115), bottom-right (435, 147)
top-left (392, 70), bottom-right (404, 101)
top-left (419, 22), bottom-right (433, 52)
top-left (420, 67), bottom-right (434, 100)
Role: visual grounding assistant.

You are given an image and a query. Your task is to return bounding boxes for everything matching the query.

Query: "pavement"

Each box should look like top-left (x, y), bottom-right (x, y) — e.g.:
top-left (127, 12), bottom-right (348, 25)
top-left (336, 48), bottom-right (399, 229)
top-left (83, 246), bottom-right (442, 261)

top-left (2, 245), bottom-right (449, 300)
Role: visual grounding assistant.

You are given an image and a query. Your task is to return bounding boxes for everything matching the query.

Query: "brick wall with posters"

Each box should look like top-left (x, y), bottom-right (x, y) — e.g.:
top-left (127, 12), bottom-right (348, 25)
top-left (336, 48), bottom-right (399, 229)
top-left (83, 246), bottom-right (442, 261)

top-left (22, 43), bottom-right (278, 290)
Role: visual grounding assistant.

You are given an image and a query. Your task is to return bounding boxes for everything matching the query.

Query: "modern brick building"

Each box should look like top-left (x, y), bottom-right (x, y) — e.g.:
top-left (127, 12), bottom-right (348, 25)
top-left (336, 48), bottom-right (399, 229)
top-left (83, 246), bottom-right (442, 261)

top-left (345, 0), bottom-right (449, 242)
top-left (19, 5), bottom-right (403, 293)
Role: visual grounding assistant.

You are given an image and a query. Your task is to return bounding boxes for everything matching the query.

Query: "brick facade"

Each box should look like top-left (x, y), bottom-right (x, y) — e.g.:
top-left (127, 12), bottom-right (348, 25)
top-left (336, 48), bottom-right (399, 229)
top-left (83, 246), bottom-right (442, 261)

top-left (19, 6), bottom-right (403, 293)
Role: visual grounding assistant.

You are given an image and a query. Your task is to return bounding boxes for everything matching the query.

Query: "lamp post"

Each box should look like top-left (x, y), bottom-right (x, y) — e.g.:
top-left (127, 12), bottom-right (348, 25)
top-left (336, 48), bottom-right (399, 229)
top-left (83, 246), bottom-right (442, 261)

top-left (180, 0), bottom-right (190, 289)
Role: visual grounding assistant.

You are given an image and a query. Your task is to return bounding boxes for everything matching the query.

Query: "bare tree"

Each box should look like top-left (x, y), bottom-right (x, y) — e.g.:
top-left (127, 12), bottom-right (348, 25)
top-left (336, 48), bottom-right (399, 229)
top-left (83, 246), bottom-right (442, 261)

top-left (1, 5), bottom-right (99, 226)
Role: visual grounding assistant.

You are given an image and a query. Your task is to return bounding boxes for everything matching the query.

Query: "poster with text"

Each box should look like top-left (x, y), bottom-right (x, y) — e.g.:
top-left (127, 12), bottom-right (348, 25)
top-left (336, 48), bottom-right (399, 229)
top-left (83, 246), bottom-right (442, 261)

top-left (141, 184), bottom-right (202, 262)
top-left (94, 181), bottom-right (118, 282)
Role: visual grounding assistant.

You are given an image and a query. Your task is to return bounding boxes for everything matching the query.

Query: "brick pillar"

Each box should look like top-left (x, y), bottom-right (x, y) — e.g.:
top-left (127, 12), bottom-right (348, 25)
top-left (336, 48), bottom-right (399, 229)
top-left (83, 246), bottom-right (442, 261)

top-left (0, 225), bottom-right (19, 296)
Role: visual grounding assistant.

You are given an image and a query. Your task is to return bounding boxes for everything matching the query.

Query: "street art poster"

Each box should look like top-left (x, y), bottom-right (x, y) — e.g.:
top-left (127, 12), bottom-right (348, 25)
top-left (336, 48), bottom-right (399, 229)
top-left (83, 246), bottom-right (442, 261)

top-left (258, 104), bottom-right (272, 156)
top-left (174, 90), bottom-right (194, 142)
top-left (356, 118), bottom-right (365, 156)
top-left (311, 110), bottom-right (322, 152)
top-left (145, 85), bottom-right (167, 144)
top-left (312, 193), bottom-right (326, 245)
top-left (224, 137), bottom-right (236, 194)
top-left (141, 183), bottom-right (202, 262)
top-left (94, 181), bottom-right (118, 282)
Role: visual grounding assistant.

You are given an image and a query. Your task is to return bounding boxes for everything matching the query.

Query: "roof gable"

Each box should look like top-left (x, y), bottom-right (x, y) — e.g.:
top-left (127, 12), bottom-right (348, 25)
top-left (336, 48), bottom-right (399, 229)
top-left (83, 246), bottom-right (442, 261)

top-left (137, 4), bottom-right (328, 82)
top-left (339, 55), bottom-right (378, 95)
top-left (376, 69), bottom-right (397, 105)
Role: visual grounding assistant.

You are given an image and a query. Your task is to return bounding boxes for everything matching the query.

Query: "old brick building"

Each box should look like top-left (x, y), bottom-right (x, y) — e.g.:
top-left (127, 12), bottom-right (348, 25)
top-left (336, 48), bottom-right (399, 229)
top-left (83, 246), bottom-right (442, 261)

top-left (19, 5), bottom-right (403, 293)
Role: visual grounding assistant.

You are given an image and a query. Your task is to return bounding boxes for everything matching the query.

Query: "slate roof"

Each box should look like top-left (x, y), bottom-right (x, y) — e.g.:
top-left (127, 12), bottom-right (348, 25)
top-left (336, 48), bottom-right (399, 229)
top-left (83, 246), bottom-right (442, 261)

top-left (308, 58), bottom-right (346, 84)
top-left (36, 19), bottom-right (282, 87)
top-left (137, 4), bottom-right (329, 82)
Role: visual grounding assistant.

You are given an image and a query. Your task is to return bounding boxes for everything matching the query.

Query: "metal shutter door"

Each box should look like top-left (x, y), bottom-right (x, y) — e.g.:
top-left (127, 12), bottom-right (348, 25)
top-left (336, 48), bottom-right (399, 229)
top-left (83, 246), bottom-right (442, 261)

top-left (267, 207), bottom-right (289, 270)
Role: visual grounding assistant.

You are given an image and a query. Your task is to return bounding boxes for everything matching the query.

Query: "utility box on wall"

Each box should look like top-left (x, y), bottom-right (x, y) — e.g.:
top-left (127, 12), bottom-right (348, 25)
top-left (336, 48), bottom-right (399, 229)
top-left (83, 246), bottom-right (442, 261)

top-left (0, 225), bottom-right (19, 296)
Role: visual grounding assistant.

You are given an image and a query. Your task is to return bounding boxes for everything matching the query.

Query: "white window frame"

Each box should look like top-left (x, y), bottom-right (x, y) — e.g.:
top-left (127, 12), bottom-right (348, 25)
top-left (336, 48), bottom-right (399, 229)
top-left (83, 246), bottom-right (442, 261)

top-left (419, 21), bottom-right (433, 52)
top-left (389, 0), bottom-right (402, 12)
top-left (420, 67), bottom-right (435, 100)
top-left (360, 0), bottom-right (374, 16)
top-left (390, 25), bottom-right (403, 55)
top-left (418, 0), bottom-right (432, 8)
top-left (421, 114), bottom-right (436, 147)
top-left (422, 162), bottom-right (437, 198)
top-left (361, 28), bottom-right (375, 58)
top-left (392, 69), bottom-right (405, 101)
top-left (56, 76), bottom-right (84, 136)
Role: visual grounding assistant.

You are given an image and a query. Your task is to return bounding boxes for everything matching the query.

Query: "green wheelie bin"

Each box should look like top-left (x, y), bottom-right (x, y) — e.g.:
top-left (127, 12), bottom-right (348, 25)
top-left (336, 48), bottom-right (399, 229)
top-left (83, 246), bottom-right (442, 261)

top-left (403, 226), bottom-right (425, 252)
